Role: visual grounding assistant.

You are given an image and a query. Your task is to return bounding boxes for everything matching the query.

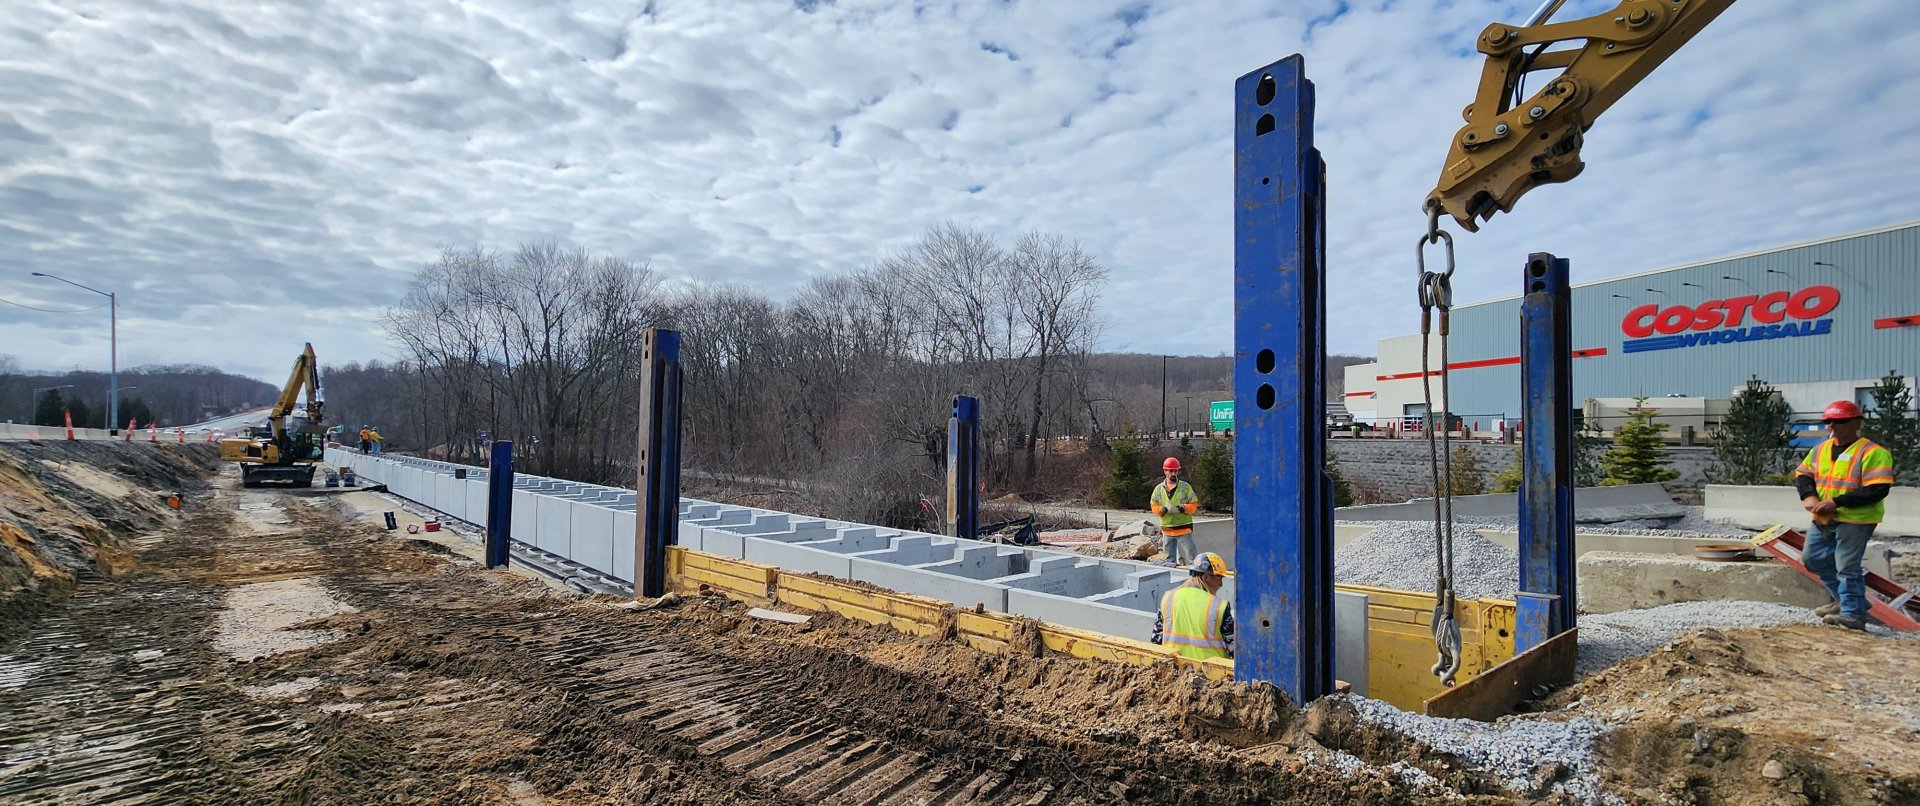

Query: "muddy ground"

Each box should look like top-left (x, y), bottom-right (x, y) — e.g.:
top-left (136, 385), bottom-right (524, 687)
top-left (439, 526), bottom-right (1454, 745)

top-left (2, 442), bottom-right (1916, 804)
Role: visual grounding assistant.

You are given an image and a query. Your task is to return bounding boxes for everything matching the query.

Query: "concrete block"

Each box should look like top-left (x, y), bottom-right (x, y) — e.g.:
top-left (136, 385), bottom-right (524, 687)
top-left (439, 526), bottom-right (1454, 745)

top-left (612, 510), bottom-right (637, 583)
top-left (923, 544), bottom-right (1032, 580)
top-left (995, 555), bottom-right (1146, 599)
top-left (1006, 589), bottom-right (1156, 642)
top-left (699, 528), bottom-right (747, 559)
top-left (1085, 568), bottom-right (1184, 612)
top-left (534, 495), bottom-right (575, 558)
top-left (1577, 551), bottom-right (1829, 613)
top-left (744, 537), bottom-right (853, 578)
top-left (850, 557), bottom-right (1007, 611)
top-left (797, 527), bottom-right (903, 555)
top-left (1706, 484), bottom-right (1920, 538)
top-left (731, 514), bottom-right (802, 535)
top-left (846, 535), bottom-right (958, 566)
top-left (570, 503), bottom-right (617, 575)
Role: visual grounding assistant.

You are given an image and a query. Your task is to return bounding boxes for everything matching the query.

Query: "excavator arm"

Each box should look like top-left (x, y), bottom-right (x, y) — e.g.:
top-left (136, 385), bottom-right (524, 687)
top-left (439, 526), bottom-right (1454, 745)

top-left (1426, 0), bottom-right (1736, 231)
top-left (268, 342), bottom-right (323, 440)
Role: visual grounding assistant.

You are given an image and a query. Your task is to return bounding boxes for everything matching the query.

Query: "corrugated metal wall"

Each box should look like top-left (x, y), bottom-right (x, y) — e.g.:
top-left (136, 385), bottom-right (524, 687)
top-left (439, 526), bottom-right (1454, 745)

top-left (1431, 221), bottom-right (1920, 421)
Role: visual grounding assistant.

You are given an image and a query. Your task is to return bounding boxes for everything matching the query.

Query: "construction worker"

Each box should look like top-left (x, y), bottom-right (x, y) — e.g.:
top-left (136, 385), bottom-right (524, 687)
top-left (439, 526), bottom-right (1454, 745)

top-left (1794, 400), bottom-right (1896, 631)
top-left (367, 426), bottom-right (384, 454)
top-left (358, 425), bottom-right (372, 454)
top-left (1151, 551), bottom-right (1233, 660)
top-left (1151, 456), bottom-right (1200, 567)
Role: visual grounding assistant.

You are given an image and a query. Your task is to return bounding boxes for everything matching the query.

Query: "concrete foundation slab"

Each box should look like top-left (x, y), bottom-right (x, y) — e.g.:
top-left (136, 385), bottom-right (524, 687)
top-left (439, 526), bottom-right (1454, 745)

top-left (1577, 551), bottom-right (1830, 613)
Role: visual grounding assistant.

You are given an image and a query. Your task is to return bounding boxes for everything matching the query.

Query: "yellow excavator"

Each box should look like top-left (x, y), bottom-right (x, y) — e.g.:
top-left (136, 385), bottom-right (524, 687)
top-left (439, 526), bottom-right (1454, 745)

top-left (220, 342), bottom-right (327, 488)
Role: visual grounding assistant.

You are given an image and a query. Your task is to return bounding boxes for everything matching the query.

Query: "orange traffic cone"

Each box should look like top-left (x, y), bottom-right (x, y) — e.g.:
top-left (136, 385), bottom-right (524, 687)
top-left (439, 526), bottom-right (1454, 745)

top-left (125, 419), bottom-right (136, 442)
top-left (65, 411), bottom-right (76, 441)
top-left (148, 423), bottom-right (157, 443)
top-left (176, 428), bottom-right (185, 444)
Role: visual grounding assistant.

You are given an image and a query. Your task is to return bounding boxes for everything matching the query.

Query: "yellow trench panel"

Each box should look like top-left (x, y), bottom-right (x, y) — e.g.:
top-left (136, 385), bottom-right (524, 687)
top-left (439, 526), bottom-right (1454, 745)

top-left (665, 549), bottom-right (1515, 711)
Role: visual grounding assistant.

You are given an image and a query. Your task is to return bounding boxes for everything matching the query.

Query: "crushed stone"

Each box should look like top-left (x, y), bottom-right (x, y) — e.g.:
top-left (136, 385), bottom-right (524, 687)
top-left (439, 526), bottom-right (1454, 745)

top-left (1334, 520), bottom-right (1517, 600)
top-left (1576, 600), bottom-right (1817, 676)
top-left (1342, 694), bottom-right (1621, 805)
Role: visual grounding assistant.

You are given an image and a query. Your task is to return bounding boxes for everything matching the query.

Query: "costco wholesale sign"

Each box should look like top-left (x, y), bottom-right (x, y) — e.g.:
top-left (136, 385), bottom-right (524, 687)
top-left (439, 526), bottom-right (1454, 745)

top-left (1619, 284), bottom-right (1841, 354)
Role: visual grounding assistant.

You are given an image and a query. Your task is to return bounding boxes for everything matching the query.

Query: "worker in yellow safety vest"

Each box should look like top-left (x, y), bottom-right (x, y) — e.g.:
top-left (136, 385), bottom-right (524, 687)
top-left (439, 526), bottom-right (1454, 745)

top-left (1151, 457), bottom-right (1200, 567)
top-left (1794, 400), bottom-right (1897, 631)
top-left (1152, 551), bottom-right (1233, 660)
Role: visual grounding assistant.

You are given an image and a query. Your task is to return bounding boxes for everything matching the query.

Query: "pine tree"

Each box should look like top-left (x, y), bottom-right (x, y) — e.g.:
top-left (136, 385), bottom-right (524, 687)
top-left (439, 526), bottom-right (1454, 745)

top-left (1863, 371), bottom-right (1919, 484)
top-left (1326, 451), bottom-right (1354, 507)
top-left (33, 390), bottom-right (66, 427)
top-left (1100, 434), bottom-right (1152, 510)
top-left (1600, 397), bottom-right (1680, 486)
top-left (1491, 452), bottom-right (1523, 494)
top-left (1448, 446), bottom-right (1487, 496)
top-left (69, 397), bottom-right (96, 429)
top-left (1707, 377), bottom-right (1793, 485)
top-left (1190, 439), bottom-right (1234, 512)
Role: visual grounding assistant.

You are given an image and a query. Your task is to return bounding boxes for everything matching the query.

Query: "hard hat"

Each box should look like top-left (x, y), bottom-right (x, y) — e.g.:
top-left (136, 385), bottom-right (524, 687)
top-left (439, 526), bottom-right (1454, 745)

top-left (1163, 457), bottom-right (1182, 471)
top-left (1190, 551), bottom-right (1227, 577)
top-left (1822, 400), bottom-right (1864, 422)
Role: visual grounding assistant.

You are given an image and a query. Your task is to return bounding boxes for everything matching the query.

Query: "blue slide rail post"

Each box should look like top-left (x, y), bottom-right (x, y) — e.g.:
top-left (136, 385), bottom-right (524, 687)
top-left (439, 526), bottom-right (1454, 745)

top-left (1517, 253), bottom-right (1577, 651)
top-left (635, 327), bottom-right (685, 599)
top-left (1232, 54), bottom-right (1335, 704)
top-left (946, 395), bottom-right (980, 540)
top-left (484, 440), bottom-right (513, 568)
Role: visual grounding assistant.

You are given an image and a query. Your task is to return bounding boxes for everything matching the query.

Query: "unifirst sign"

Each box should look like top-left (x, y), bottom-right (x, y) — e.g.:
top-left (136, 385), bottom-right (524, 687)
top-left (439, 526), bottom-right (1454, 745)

top-left (1620, 284), bottom-right (1841, 354)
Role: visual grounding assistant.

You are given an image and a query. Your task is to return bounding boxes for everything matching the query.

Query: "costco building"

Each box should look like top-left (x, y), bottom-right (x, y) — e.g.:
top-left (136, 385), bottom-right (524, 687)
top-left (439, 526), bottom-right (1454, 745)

top-left (1343, 219), bottom-right (1920, 429)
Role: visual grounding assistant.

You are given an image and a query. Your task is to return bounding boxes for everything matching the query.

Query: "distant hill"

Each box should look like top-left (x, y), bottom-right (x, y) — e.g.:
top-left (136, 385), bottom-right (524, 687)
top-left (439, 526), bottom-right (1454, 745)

top-left (0, 360), bottom-right (280, 427)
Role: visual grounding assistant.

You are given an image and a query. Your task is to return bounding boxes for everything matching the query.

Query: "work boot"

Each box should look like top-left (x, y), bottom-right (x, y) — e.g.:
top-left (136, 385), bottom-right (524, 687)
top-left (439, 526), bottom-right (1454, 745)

top-left (1823, 612), bottom-right (1867, 631)
top-left (1814, 601), bottom-right (1842, 617)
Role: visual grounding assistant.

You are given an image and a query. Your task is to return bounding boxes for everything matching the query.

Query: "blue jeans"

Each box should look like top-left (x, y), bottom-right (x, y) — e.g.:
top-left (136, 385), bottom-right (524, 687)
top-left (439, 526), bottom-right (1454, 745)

top-left (1165, 533), bottom-right (1197, 566)
top-left (1804, 521), bottom-right (1876, 619)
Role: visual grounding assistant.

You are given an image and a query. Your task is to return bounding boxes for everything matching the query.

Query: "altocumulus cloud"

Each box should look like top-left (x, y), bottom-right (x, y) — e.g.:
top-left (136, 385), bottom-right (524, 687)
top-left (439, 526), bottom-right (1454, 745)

top-left (2, 0), bottom-right (1917, 381)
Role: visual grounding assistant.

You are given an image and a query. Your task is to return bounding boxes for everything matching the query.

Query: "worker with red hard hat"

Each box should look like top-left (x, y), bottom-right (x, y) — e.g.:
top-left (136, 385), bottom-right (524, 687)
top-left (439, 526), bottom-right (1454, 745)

top-left (1151, 456), bottom-right (1201, 567)
top-left (1793, 399), bottom-right (1896, 631)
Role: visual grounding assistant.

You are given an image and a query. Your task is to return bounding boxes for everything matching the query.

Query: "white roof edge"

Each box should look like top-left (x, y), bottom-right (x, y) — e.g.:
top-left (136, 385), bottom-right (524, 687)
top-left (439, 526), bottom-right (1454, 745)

top-left (1458, 217), bottom-right (1920, 310)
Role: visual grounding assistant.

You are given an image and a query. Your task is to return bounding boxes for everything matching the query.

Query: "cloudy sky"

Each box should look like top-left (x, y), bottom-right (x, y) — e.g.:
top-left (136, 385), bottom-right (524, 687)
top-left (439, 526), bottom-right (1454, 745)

top-left (4, 0), bottom-right (1918, 383)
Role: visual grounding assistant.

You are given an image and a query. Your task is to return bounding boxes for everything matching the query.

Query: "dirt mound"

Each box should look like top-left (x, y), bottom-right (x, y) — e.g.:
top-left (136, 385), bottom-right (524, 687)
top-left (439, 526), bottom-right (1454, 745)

top-left (0, 442), bottom-right (219, 638)
top-left (1544, 625), bottom-right (1920, 805)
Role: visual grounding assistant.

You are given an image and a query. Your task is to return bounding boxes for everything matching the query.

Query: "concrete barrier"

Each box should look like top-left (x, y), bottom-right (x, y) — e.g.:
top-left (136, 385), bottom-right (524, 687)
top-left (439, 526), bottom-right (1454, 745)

top-left (1705, 484), bottom-right (1920, 537)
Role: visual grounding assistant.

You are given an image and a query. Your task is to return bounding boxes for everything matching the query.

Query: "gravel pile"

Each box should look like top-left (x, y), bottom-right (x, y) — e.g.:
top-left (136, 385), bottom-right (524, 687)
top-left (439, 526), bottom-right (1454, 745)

top-left (1334, 520), bottom-right (1518, 600)
top-left (1343, 694), bottom-right (1621, 805)
top-left (1452, 505), bottom-right (1756, 540)
top-left (1576, 600), bottom-right (1817, 675)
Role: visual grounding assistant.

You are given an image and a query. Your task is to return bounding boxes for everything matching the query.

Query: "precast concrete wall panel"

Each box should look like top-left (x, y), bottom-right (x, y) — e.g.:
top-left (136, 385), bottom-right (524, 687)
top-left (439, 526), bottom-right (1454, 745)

top-left (612, 509), bottom-right (637, 584)
top-left (435, 475), bottom-right (463, 522)
top-left (849, 557), bottom-right (1007, 611)
top-left (532, 494), bottom-right (573, 557)
top-left (743, 537), bottom-right (853, 578)
top-left (1005, 589), bottom-right (1155, 641)
top-left (570, 504), bottom-right (617, 575)
top-left (464, 480), bottom-right (489, 528)
top-left (1334, 591), bottom-right (1369, 696)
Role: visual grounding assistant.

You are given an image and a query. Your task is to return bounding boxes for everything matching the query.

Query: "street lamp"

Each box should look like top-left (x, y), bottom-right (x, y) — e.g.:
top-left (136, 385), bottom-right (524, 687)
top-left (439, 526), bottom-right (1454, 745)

top-left (29, 384), bottom-right (73, 421)
top-left (31, 273), bottom-right (116, 431)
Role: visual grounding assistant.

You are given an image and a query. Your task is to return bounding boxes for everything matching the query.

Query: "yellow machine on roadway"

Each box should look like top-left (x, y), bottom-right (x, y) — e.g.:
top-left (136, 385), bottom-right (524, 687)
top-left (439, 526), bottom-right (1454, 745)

top-left (219, 342), bottom-right (327, 488)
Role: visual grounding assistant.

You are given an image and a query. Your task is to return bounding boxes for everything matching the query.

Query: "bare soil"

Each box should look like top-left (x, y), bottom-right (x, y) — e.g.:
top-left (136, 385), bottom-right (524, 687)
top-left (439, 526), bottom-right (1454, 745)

top-left (0, 451), bottom-right (1482, 805)
top-left (6, 442), bottom-right (1917, 805)
top-left (1545, 626), bottom-right (1920, 805)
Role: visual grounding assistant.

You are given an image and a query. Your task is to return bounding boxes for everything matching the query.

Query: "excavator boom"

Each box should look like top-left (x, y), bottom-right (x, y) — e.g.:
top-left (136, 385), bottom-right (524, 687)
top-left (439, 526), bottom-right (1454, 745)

top-left (1426, 0), bottom-right (1736, 231)
top-left (220, 342), bottom-right (325, 488)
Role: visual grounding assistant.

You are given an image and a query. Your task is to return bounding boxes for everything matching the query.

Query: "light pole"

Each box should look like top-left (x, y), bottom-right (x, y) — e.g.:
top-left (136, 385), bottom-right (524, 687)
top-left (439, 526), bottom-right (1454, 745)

top-left (31, 273), bottom-right (116, 431)
top-left (29, 384), bottom-right (74, 422)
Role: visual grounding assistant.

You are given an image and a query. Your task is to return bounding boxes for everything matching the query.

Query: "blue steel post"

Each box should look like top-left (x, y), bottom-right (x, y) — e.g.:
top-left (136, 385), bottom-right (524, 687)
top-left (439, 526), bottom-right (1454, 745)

top-left (635, 328), bottom-right (685, 598)
top-left (484, 440), bottom-right (513, 569)
top-left (1517, 253), bottom-right (1577, 651)
top-left (946, 395), bottom-right (980, 540)
top-left (1232, 55), bottom-right (1335, 703)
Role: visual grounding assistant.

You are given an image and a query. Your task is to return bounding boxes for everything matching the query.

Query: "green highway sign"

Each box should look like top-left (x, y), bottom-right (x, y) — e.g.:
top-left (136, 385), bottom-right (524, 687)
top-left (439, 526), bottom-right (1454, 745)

top-left (1208, 400), bottom-right (1233, 432)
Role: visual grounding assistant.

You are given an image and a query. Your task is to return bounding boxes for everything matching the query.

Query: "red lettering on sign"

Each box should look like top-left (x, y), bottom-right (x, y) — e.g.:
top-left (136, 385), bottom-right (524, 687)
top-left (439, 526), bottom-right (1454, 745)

top-left (1618, 285), bottom-right (1842, 336)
